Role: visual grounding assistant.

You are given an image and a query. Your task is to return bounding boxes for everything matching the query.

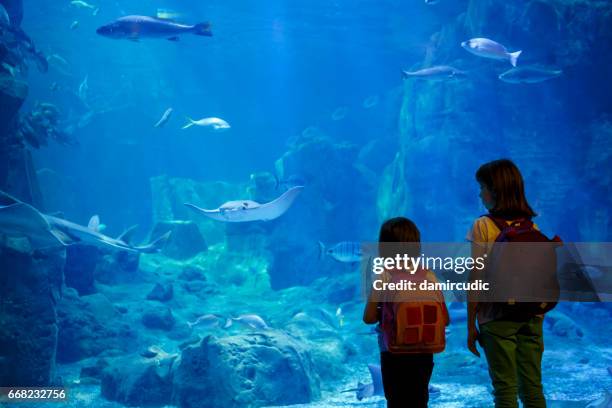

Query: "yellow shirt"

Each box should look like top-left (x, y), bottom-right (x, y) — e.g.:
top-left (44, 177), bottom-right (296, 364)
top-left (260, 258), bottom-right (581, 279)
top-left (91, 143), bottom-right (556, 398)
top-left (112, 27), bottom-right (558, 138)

top-left (466, 216), bottom-right (539, 252)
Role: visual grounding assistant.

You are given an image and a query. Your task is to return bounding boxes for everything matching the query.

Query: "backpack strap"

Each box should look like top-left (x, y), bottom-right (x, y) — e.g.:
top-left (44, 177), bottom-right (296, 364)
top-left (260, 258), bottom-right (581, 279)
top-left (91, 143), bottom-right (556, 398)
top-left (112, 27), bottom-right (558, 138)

top-left (484, 214), bottom-right (532, 231)
top-left (483, 214), bottom-right (510, 232)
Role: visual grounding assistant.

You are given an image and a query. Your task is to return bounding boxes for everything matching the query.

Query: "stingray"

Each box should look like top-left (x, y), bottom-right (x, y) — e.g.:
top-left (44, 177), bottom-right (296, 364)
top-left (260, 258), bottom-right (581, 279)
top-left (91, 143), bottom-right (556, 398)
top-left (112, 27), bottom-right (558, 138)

top-left (341, 364), bottom-right (383, 400)
top-left (0, 190), bottom-right (170, 253)
top-left (184, 186), bottom-right (304, 222)
top-left (341, 364), bottom-right (440, 400)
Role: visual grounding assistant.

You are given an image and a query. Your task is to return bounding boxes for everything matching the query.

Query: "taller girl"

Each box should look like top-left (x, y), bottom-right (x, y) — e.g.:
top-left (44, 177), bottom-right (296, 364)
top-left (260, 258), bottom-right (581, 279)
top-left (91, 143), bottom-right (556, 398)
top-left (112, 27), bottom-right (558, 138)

top-left (466, 159), bottom-right (546, 408)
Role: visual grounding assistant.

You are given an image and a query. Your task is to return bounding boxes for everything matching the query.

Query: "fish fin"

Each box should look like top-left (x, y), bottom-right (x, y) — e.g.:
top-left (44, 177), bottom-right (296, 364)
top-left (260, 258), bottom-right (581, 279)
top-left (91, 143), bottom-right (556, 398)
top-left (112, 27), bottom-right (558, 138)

top-left (167, 36), bottom-right (180, 42)
top-left (192, 22), bottom-right (212, 37)
top-left (318, 241), bottom-right (325, 260)
top-left (116, 224), bottom-right (138, 245)
top-left (88, 215), bottom-right (100, 232)
top-left (0, 190), bottom-right (22, 206)
top-left (134, 231), bottom-right (171, 253)
top-left (181, 117), bottom-right (195, 130)
top-left (509, 50), bottom-right (522, 67)
top-left (223, 318), bottom-right (233, 329)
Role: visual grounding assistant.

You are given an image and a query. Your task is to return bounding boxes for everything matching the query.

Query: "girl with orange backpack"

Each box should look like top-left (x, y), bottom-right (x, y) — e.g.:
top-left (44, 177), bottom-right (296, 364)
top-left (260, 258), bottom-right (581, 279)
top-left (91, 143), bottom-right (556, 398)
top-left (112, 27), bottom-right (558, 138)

top-left (363, 217), bottom-right (449, 408)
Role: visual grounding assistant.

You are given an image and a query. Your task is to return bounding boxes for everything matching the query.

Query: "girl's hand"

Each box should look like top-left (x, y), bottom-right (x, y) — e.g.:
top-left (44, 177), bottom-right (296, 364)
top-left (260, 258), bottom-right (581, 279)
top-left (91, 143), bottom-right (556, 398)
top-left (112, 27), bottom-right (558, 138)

top-left (467, 324), bottom-right (481, 358)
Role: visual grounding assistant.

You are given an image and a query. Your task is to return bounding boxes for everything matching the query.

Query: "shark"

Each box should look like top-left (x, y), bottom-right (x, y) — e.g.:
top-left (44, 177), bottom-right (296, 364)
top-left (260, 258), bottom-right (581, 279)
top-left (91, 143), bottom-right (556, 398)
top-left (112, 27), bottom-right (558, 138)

top-left (184, 186), bottom-right (304, 222)
top-left (0, 190), bottom-right (170, 253)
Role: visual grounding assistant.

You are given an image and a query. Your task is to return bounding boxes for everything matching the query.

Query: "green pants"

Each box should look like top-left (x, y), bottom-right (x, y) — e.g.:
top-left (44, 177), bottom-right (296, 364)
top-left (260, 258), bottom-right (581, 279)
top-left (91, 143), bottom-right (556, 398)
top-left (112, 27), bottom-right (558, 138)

top-left (479, 317), bottom-right (546, 408)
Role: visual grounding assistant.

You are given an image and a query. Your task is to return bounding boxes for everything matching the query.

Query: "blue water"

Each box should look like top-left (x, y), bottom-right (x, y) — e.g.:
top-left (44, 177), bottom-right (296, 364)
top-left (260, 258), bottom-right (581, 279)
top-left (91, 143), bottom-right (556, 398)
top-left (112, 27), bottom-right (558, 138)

top-left (1, 0), bottom-right (612, 407)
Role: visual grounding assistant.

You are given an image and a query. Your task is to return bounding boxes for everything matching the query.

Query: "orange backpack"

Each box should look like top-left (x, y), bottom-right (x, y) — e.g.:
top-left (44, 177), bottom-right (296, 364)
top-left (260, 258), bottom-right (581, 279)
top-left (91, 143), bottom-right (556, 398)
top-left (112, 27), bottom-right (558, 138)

top-left (380, 269), bottom-right (449, 354)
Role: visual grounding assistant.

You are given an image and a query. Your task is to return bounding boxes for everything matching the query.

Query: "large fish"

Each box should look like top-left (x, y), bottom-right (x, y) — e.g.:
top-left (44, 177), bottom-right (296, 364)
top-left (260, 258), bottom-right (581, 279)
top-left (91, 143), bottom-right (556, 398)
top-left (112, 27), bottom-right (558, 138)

top-left (96, 15), bottom-right (212, 41)
top-left (498, 66), bottom-right (562, 84)
top-left (0, 190), bottom-right (170, 253)
top-left (461, 37), bottom-right (522, 67)
top-left (401, 65), bottom-right (466, 81)
top-left (185, 186), bottom-right (303, 222)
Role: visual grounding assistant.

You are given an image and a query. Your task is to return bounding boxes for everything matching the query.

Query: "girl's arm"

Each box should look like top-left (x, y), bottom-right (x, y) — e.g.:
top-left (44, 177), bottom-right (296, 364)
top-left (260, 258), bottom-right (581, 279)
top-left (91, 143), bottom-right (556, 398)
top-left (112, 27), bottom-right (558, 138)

top-left (363, 291), bottom-right (379, 324)
top-left (467, 241), bottom-right (486, 357)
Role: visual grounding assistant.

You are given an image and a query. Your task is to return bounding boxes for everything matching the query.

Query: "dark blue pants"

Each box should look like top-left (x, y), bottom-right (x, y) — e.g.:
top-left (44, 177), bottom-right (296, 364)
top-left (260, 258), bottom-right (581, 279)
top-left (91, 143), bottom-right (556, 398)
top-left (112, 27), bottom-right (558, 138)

top-left (380, 352), bottom-right (434, 408)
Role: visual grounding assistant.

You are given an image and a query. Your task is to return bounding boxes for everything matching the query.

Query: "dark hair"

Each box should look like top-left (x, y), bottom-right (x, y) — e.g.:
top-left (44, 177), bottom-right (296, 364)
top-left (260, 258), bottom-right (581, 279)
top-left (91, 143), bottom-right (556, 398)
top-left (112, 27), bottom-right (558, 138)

top-left (378, 217), bottom-right (421, 258)
top-left (476, 159), bottom-right (536, 219)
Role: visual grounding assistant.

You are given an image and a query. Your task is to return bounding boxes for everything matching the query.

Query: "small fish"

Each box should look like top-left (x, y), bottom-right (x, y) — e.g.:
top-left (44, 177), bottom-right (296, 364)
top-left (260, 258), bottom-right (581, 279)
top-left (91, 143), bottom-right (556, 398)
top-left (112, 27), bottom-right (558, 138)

top-left (71, 0), bottom-right (96, 10)
top-left (78, 75), bottom-right (89, 104)
top-left (331, 106), bottom-right (348, 121)
top-left (96, 16), bottom-right (212, 41)
top-left (227, 314), bottom-right (269, 330)
top-left (336, 307), bottom-right (344, 328)
top-left (92, 7), bottom-right (99, 16)
top-left (461, 38), bottom-right (522, 67)
top-left (402, 65), bottom-right (466, 81)
top-left (1, 62), bottom-right (16, 77)
top-left (70, 20), bottom-right (79, 30)
top-left (362, 95), bottom-right (379, 109)
top-left (154, 108), bottom-right (173, 128)
top-left (187, 314), bottom-right (224, 329)
top-left (47, 54), bottom-right (71, 76)
top-left (498, 66), bottom-right (562, 84)
top-left (319, 241), bottom-right (363, 263)
top-left (425, 0), bottom-right (439, 4)
top-left (181, 117), bottom-right (230, 131)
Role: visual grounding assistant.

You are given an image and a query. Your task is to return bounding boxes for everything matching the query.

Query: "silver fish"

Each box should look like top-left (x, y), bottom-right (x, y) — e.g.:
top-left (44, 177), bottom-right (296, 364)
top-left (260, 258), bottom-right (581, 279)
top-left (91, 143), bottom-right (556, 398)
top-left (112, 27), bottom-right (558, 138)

top-left (320, 241), bottom-right (363, 263)
top-left (498, 66), bottom-right (562, 84)
top-left (187, 314), bottom-right (225, 329)
top-left (461, 37), bottom-right (522, 67)
top-left (181, 117), bottom-right (230, 131)
top-left (227, 314), bottom-right (269, 330)
top-left (402, 65), bottom-right (466, 81)
top-left (96, 15), bottom-right (212, 41)
top-left (154, 108), bottom-right (173, 128)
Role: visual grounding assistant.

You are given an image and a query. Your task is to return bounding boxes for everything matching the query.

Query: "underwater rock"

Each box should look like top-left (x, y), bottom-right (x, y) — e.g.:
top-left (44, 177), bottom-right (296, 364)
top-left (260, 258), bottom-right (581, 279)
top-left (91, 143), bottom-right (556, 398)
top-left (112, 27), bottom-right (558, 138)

top-left (149, 220), bottom-right (207, 259)
top-left (80, 358), bottom-right (110, 380)
top-left (57, 288), bottom-right (137, 363)
top-left (101, 354), bottom-right (175, 407)
top-left (141, 304), bottom-right (176, 331)
top-left (0, 73), bottom-right (27, 134)
top-left (173, 332), bottom-right (320, 407)
top-left (178, 264), bottom-right (206, 281)
top-left (146, 281), bottom-right (174, 302)
top-left (0, 243), bottom-right (64, 386)
top-left (64, 245), bottom-right (99, 295)
top-left (94, 251), bottom-right (141, 285)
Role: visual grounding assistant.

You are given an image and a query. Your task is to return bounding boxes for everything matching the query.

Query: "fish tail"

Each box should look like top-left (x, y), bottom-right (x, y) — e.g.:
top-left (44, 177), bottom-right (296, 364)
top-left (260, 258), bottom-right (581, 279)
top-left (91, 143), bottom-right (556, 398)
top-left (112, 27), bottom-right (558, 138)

top-left (318, 241), bottom-right (325, 260)
top-left (181, 117), bottom-right (195, 129)
top-left (401, 70), bottom-right (409, 80)
top-left (509, 50), bottom-right (522, 67)
top-left (192, 22), bottom-right (213, 37)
